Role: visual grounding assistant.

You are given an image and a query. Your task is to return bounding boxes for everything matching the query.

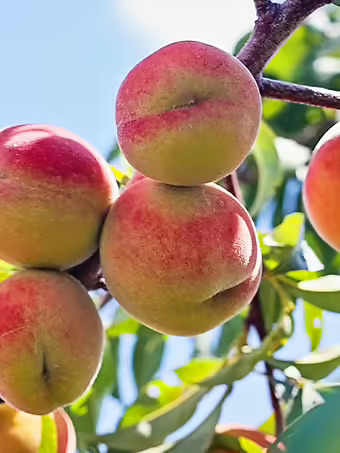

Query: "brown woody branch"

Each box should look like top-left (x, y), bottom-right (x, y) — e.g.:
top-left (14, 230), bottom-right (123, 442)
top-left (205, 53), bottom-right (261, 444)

top-left (238, 0), bottom-right (333, 78)
top-left (260, 78), bottom-right (340, 110)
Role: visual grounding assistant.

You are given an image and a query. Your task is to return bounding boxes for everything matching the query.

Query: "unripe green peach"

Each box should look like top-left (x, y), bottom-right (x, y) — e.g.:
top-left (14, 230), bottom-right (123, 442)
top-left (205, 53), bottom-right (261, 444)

top-left (303, 123), bottom-right (340, 251)
top-left (0, 270), bottom-right (104, 415)
top-left (116, 41), bottom-right (262, 186)
top-left (100, 179), bottom-right (261, 336)
top-left (0, 124), bottom-right (118, 269)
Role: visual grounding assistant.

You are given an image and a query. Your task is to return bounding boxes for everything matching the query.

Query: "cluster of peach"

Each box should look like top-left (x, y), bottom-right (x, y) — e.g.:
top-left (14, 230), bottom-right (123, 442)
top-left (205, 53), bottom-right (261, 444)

top-left (101, 40), bottom-right (263, 336)
top-left (0, 122), bottom-right (119, 451)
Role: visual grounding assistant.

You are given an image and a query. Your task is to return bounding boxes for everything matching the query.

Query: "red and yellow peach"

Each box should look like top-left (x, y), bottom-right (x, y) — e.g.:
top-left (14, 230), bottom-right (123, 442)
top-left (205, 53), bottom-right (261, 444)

top-left (116, 41), bottom-right (261, 186)
top-left (100, 178), bottom-right (261, 336)
top-left (0, 270), bottom-right (104, 415)
top-left (303, 123), bottom-right (340, 251)
top-left (0, 124), bottom-right (118, 269)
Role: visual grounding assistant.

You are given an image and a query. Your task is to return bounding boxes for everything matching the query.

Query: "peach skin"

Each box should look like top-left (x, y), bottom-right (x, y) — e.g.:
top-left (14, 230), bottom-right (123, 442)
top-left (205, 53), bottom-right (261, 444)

top-left (303, 123), bottom-right (340, 251)
top-left (0, 270), bottom-right (104, 415)
top-left (0, 404), bottom-right (76, 452)
top-left (100, 179), bottom-right (261, 336)
top-left (0, 124), bottom-right (118, 269)
top-left (116, 41), bottom-right (262, 186)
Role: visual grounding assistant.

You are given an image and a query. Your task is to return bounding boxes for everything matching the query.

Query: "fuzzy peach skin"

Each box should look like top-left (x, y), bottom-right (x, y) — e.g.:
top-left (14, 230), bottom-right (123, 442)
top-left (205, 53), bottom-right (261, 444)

top-left (100, 179), bottom-right (262, 336)
top-left (0, 403), bottom-right (42, 453)
top-left (0, 124), bottom-right (118, 269)
top-left (116, 41), bottom-right (262, 186)
top-left (0, 404), bottom-right (76, 453)
top-left (303, 123), bottom-right (340, 251)
top-left (0, 270), bottom-right (104, 415)
top-left (54, 409), bottom-right (77, 453)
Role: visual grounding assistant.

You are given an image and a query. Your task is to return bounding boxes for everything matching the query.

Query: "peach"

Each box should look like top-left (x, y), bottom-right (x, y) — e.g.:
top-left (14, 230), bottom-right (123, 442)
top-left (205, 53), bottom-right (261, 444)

top-left (0, 404), bottom-right (76, 452)
top-left (54, 409), bottom-right (77, 453)
top-left (303, 123), bottom-right (340, 251)
top-left (0, 403), bottom-right (42, 452)
top-left (212, 424), bottom-right (281, 451)
top-left (116, 40), bottom-right (262, 186)
top-left (0, 270), bottom-right (104, 415)
top-left (100, 179), bottom-right (261, 336)
top-left (0, 124), bottom-right (118, 269)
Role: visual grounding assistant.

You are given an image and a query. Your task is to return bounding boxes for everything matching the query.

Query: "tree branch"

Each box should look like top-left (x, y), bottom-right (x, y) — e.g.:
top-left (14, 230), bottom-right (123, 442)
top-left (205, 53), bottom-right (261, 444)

top-left (224, 172), bottom-right (244, 204)
top-left (260, 78), bottom-right (340, 109)
top-left (69, 250), bottom-right (108, 292)
top-left (238, 0), bottom-right (333, 77)
top-left (254, 0), bottom-right (273, 16)
top-left (251, 294), bottom-right (285, 436)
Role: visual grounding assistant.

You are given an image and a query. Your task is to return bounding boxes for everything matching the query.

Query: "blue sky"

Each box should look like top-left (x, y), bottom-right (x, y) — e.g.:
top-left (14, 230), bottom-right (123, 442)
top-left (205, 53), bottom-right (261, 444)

top-left (2, 0), bottom-right (340, 439)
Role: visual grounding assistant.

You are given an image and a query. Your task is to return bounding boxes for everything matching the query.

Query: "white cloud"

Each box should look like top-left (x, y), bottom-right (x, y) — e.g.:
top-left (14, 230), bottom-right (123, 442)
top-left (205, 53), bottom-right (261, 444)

top-left (115, 0), bottom-right (255, 53)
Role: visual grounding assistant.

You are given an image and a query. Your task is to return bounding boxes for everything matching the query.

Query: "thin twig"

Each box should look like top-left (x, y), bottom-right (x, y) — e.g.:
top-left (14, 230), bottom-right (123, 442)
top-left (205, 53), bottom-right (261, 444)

top-left (224, 172), bottom-right (244, 204)
top-left (69, 250), bottom-right (107, 291)
top-left (251, 294), bottom-right (285, 436)
top-left (238, 0), bottom-right (333, 77)
top-left (260, 78), bottom-right (340, 109)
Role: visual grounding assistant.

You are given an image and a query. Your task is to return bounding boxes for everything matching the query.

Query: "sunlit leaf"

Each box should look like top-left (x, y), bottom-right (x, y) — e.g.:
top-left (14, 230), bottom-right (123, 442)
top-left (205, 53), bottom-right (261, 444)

top-left (96, 386), bottom-right (206, 451)
top-left (281, 275), bottom-right (340, 312)
top-left (176, 358), bottom-right (224, 384)
top-left (304, 301), bottom-right (323, 351)
top-left (38, 416), bottom-right (58, 453)
top-left (267, 346), bottom-right (340, 380)
top-left (250, 122), bottom-right (283, 217)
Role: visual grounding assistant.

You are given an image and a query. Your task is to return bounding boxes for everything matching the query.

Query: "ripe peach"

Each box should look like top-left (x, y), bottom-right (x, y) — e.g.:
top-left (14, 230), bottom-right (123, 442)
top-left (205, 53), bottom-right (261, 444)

top-left (0, 404), bottom-right (76, 452)
top-left (54, 409), bottom-right (77, 453)
top-left (116, 40), bottom-right (262, 186)
top-left (303, 123), bottom-right (340, 251)
top-left (100, 179), bottom-right (261, 336)
top-left (0, 124), bottom-right (118, 269)
top-left (0, 270), bottom-right (104, 415)
top-left (0, 403), bottom-right (41, 452)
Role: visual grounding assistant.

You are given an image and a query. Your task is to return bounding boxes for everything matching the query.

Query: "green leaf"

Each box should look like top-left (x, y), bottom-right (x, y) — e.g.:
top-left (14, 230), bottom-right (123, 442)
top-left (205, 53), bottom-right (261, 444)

top-left (0, 260), bottom-right (16, 282)
top-left (280, 275), bottom-right (340, 313)
top-left (111, 166), bottom-right (129, 184)
top-left (38, 416), bottom-right (58, 453)
top-left (304, 301), bottom-right (323, 351)
top-left (176, 358), bottom-right (224, 384)
top-left (106, 143), bottom-right (121, 162)
top-left (250, 122), bottom-right (283, 217)
top-left (259, 279), bottom-right (282, 332)
top-left (268, 389), bottom-right (340, 453)
top-left (96, 386), bottom-right (206, 451)
top-left (120, 381), bottom-right (187, 428)
top-left (107, 309), bottom-right (140, 337)
top-left (133, 326), bottom-right (166, 390)
top-left (333, 0), bottom-right (340, 7)
top-left (267, 346), bottom-right (340, 380)
top-left (147, 390), bottom-right (227, 453)
top-left (272, 213), bottom-right (304, 247)
top-left (70, 341), bottom-right (119, 434)
top-left (258, 413), bottom-right (276, 436)
top-left (286, 388), bottom-right (303, 426)
top-left (214, 315), bottom-right (244, 357)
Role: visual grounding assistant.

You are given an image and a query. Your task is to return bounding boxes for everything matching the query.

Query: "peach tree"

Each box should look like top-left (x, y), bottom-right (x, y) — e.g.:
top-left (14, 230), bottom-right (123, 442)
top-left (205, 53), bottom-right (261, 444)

top-left (0, 0), bottom-right (340, 452)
